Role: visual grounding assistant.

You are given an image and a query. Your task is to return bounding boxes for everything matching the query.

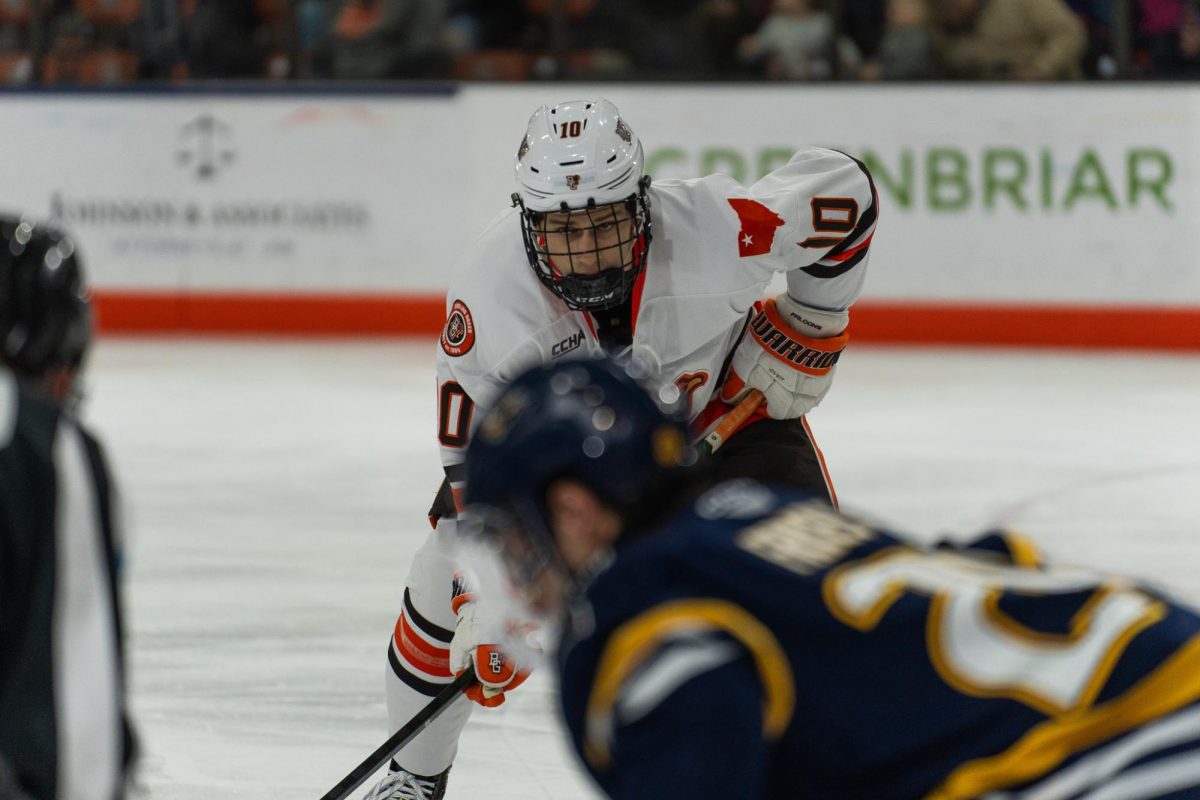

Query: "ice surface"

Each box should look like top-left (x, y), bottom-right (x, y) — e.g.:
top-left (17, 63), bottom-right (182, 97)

top-left (81, 340), bottom-right (1200, 799)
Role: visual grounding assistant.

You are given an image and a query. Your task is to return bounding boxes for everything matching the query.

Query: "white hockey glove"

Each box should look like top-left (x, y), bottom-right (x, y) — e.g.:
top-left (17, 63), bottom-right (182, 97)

top-left (720, 293), bottom-right (849, 419)
top-left (449, 583), bottom-right (530, 708)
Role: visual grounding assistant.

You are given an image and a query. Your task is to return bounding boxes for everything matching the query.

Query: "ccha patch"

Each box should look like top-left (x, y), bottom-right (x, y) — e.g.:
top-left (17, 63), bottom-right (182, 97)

top-left (441, 299), bottom-right (476, 357)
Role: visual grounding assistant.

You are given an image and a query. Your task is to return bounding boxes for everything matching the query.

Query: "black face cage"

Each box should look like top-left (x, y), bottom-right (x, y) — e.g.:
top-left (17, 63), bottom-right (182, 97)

top-left (512, 176), bottom-right (653, 311)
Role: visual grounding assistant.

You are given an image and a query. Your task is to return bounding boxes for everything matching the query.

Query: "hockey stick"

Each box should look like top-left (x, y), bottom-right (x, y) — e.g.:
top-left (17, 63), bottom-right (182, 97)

top-left (318, 668), bottom-right (477, 800)
top-left (699, 388), bottom-right (765, 456)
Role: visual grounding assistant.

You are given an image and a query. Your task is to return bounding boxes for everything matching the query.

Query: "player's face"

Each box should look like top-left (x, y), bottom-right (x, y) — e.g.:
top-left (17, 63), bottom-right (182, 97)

top-left (467, 505), bottom-right (570, 617)
top-left (502, 526), bottom-right (601, 618)
top-left (472, 483), bottom-right (621, 616)
top-left (519, 559), bottom-right (571, 617)
top-left (542, 480), bottom-right (623, 605)
top-left (539, 203), bottom-right (636, 278)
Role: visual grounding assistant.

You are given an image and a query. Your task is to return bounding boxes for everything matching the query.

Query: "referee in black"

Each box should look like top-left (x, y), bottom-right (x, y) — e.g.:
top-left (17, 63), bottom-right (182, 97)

top-left (0, 215), bottom-right (136, 800)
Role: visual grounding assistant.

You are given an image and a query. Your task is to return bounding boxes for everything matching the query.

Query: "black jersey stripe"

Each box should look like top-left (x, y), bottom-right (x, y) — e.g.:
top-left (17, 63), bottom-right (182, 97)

top-left (798, 236), bottom-right (846, 249)
top-left (802, 246), bottom-right (870, 279)
top-left (821, 152), bottom-right (878, 262)
top-left (403, 588), bottom-right (455, 644)
top-left (818, 195), bottom-right (875, 261)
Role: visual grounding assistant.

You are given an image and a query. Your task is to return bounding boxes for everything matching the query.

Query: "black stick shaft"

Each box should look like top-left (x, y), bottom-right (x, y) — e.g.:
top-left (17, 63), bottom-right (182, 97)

top-left (319, 670), bottom-right (477, 800)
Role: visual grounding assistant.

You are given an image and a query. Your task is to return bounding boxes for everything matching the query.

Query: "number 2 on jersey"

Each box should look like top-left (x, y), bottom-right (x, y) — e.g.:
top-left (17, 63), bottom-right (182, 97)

top-left (823, 548), bottom-right (1166, 715)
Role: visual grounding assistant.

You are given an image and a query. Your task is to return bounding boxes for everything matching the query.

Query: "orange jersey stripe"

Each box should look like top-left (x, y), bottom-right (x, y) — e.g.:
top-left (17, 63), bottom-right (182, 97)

top-left (394, 612), bottom-right (452, 678)
top-left (828, 232), bottom-right (873, 263)
top-left (800, 416), bottom-right (838, 509)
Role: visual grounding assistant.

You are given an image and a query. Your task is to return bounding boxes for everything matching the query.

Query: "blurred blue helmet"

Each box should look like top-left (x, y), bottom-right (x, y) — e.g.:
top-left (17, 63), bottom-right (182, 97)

top-left (464, 358), bottom-right (694, 565)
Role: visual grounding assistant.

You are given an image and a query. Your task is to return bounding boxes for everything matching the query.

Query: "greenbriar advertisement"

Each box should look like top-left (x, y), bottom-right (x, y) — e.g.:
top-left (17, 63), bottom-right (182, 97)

top-left (647, 146), bottom-right (1174, 214)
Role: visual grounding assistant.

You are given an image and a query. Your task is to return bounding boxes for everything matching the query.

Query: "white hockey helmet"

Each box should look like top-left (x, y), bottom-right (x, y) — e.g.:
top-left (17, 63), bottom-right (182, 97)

top-left (513, 98), bottom-right (646, 212)
top-left (511, 99), bottom-right (653, 310)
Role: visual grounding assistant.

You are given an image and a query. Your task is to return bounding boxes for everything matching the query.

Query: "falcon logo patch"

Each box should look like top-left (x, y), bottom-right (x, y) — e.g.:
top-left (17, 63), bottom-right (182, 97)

top-left (615, 117), bottom-right (633, 144)
top-left (727, 198), bottom-right (786, 258)
top-left (517, 135), bottom-right (530, 162)
top-left (441, 300), bottom-right (476, 357)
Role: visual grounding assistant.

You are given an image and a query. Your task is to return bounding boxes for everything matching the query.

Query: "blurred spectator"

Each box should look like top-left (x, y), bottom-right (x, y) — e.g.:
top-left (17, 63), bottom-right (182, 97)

top-left (138, 0), bottom-right (186, 80)
top-left (1173, 1), bottom-right (1200, 74)
top-left (623, 0), bottom-right (708, 76)
top-left (38, 0), bottom-right (143, 84)
top-left (930, 0), bottom-right (1088, 79)
top-left (1138, 0), bottom-right (1188, 72)
top-left (0, 0), bottom-right (34, 84)
top-left (840, 0), bottom-right (886, 62)
top-left (331, 0), bottom-right (449, 79)
top-left (41, 11), bottom-right (93, 82)
top-left (184, 0), bottom-right (268, 78)
top-left (522, 0), bottom-right (637, 78)
top-left (1143, 0), bottom-right (1200, 75)
top-left (860, 0), bottom-right (937, 80)
top-left (737, 0), bottom-right (859, 79)
top-left (0, 23), bottom-right (23, 57)
top-left (447, 0), bottom-right (532, 51)
top-left (295, 0), bottom-right (333, 77)
top-left (697, 0), bottom-right (771, 77)
top-left (1066, 0), bottom-right (1119, 77)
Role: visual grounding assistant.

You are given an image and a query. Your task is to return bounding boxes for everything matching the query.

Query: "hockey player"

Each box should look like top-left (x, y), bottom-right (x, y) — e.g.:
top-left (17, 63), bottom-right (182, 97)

top-left (372, 97), bottom-right (877, 799)
top-left (463, 357), bottom-right (1200, 800)
top-left (0, 215), bottom-right (137, 800)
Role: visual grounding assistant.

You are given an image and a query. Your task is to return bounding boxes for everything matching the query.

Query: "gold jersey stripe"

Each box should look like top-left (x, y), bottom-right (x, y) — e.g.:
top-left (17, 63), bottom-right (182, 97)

top-left (1001, 532), bottom-right (1042, 568)
top-left (583, 599), bottom-right (795, 770)
top-left (926, 632), bottom-right (1200, 800)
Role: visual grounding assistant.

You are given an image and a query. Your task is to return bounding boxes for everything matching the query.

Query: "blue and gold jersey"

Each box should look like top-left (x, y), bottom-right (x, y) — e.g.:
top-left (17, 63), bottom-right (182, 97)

top-left (557, 480), bottom-right (1200, 800)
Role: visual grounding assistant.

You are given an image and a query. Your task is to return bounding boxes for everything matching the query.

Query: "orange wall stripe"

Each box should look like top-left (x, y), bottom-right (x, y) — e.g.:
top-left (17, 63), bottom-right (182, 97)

top-left (849, 302), bottom-right (1200, 352)
top-left (92, 292), bottom-right (1200, 351)
top-left (93, 291), bottom-right (446, 336)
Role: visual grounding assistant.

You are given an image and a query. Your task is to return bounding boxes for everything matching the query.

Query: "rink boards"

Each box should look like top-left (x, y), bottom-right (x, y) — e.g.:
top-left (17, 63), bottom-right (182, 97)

top-left (0, 84), bottom-right (1196, 347)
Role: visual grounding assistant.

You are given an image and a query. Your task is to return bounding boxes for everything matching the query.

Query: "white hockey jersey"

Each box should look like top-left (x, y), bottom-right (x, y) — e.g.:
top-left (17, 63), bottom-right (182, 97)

top-left (434, 148), bottom-right (877, 508)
